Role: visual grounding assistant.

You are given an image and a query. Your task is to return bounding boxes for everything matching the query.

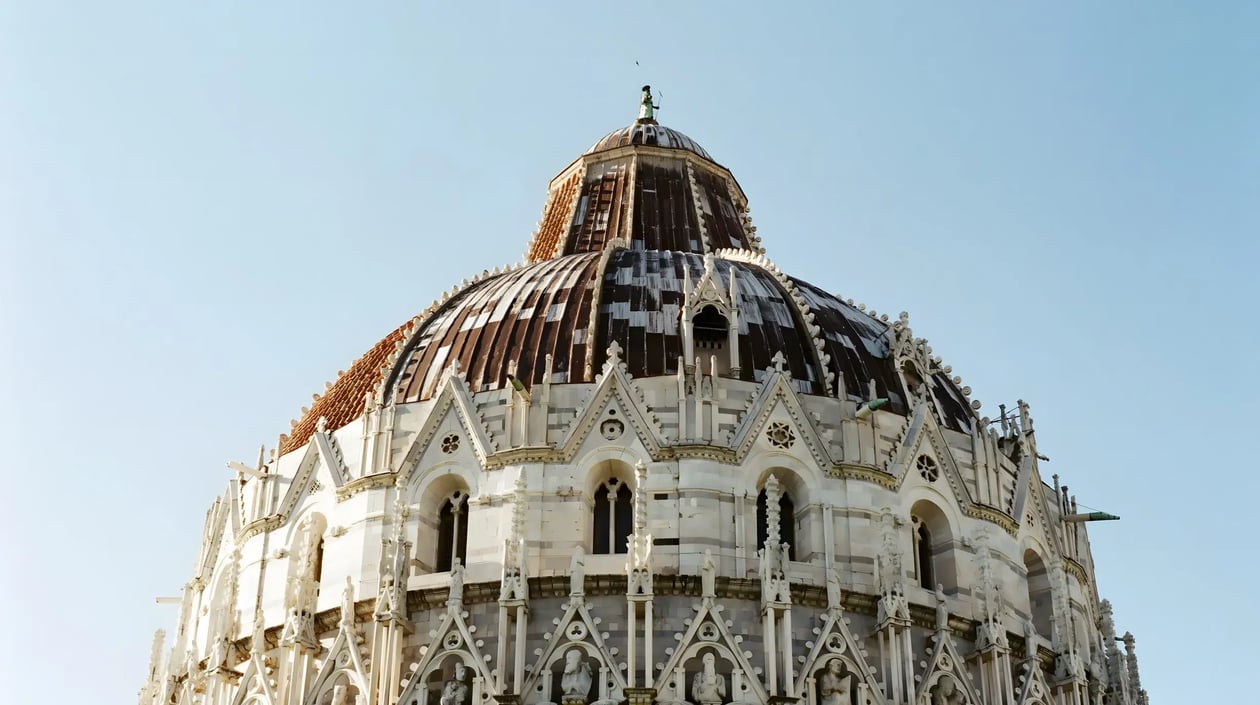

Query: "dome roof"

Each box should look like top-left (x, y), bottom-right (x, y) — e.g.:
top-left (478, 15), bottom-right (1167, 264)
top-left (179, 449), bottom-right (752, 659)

top-left (279, 102), bottom-right (975, 453)
top-left (586, 121), bottom-right (713, 161)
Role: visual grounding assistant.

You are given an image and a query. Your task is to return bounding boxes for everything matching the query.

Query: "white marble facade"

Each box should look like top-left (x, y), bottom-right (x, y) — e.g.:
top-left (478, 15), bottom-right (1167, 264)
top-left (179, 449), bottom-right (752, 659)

top-left (139, 349), bottom-right (1146, 705)
top-left (139, 96), bottom-right (1146, 705)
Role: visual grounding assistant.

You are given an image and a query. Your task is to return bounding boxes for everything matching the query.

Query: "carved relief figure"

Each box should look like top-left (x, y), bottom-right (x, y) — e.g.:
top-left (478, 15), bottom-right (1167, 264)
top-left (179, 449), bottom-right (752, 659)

top-left (817, 659), bottom-right (853, 705)
top-left (690, 653), bottom-right (726, 705)
top-left (560, 648), bottom-right (593, 702)
top-left (440, 664), bottom-right (469, 705)
top-left (930, 675), bottom-right (967, 705)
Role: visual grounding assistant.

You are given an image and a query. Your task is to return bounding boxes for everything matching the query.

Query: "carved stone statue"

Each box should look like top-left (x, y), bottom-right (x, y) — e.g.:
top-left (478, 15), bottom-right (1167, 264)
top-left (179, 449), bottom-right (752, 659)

top-left (560, 648), bottom-right (593, 703)
top-left (207, 636), bottom-right (228, 671)
top-left (448, 559), bottom-right (465, 612)
top-left (826, 567), bottom-right (843, 611)
top-left (1023, 615), bottom-right (1039, 653)
top-left (700, 549), bottom-right (717, 598)
top-left (690, 653), bottom-right (727, 705)
top-left (570, 547), bottom-right (586, 597)
top-left (930, 675), bottom-right (967, 705)
top-left (818, 659), bottom-right (853, 705)
top-left (638, 85), bottom-right (658, 122)
top-left (935, 586), bottom-right (949, 632)
top-left (331, 684), bottom-right (353, 705)
top-left (440, 664), bottom-right (469, 705)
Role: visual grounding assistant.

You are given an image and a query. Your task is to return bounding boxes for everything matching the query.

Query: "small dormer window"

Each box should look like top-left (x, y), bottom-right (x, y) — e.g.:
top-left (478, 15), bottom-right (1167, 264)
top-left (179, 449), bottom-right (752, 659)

top-left (693, 305), bottom-right (729, 349)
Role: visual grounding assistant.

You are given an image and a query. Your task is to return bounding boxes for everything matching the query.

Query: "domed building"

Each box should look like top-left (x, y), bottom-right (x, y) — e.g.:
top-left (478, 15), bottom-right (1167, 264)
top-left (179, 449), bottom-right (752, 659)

top-left (139, 89), bottom-right (1148, 705)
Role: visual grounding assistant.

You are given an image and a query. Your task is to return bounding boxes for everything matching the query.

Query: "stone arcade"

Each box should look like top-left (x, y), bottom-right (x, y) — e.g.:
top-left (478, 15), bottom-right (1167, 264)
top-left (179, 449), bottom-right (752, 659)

top-left (139, 89), bottom-right (1148, 705)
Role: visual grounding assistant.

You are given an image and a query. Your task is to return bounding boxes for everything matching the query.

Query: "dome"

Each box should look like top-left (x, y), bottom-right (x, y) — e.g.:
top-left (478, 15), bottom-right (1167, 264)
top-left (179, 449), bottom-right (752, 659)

top-left (281, 102), bottom-right (975, 453)
top-left (585, 122), bottom-right (713, 161)
top-left (150, 89), bottom-right (1139, 705)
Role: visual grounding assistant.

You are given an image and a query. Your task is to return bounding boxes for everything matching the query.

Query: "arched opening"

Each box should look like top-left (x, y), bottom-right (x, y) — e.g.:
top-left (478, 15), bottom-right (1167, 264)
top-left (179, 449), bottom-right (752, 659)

top-left (436, 490), bottom-right (469, 572)
top-left (593, 478), bottom-right (632, 555)
top-left (908, 500), bottom-right (956, 592)
top-left (912, 516), bottom-right (934, 589)
top-left (1024, 549), bottom-right (1053, 639)
top-left (756, 487), bottom-right (797, 561)
top-left (693, 306), bottom-right (729, 347)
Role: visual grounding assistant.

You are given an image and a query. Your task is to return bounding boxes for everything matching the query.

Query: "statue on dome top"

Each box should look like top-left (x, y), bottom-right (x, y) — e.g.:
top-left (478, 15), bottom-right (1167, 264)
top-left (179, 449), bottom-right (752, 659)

top-left (638, 85), bottom-right (659, 122)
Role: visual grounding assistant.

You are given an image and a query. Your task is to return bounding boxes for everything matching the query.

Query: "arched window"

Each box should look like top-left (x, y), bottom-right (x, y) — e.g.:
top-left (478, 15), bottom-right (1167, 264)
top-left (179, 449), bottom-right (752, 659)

top-left (693, 306), bottom-right (729, 348)
top-left (756, 488), bottom-right (797, 561)
top-left (912, 516), bottom-right (934, 589)
top-left (909, 500), bottom-right (956, 592)
top-left (593, 478), bottom-right (632, 554)
top-left (436, 490), bottom-right (469, 572)
top-left (1024, 549), bottom-right (1053, 639)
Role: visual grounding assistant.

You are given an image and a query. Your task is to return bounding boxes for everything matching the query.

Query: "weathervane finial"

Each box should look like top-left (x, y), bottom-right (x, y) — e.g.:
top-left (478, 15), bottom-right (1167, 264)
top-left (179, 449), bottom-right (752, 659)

top-left (638, 85), bottom-right (659, 123)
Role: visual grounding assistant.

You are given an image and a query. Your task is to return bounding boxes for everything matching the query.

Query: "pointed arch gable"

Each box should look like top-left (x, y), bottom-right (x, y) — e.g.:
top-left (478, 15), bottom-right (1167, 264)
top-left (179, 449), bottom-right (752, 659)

top-left (305, 624), bottom-right (369, 705)
top-left (653, 597), bottom-right (768, 705)
top-left (521, 598), bottom-right (628, 704)
top-left (275, 442), bottom-right (321, 522)
top-left (794, 609), bottom-right (887, 705)
top-left (396, 375), bottom-right (497, 480)
top-left (914, 629), bottom-right (981, 705)
top-left (728, 370), bottom-right (833, 469)
top-left (398, 608), bottom-right (497, 705)
top-left (557, 362), bottom-right (665, 460)
top-left (229, 653), bottom-right (278, 705)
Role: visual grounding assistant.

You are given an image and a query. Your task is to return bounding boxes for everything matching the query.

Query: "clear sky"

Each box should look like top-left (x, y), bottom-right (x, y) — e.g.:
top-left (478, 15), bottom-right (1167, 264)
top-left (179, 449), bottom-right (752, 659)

top-left (1, 2), bottom-right (1255, 702)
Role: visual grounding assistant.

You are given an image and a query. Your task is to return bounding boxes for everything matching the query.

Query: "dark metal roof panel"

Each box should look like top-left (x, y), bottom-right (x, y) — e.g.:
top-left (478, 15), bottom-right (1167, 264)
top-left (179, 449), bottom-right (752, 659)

top-left (586, 123), bottom-right (713, 161)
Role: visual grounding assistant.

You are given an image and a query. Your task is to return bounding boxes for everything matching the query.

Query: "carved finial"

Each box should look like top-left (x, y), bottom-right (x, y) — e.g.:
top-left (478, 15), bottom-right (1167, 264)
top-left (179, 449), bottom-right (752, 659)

top-left (606, 340), bottom-right (623, 364)
top-left (316, 416), bottom-right (328, 433)
top-left (770, 351), bottom-right (787, 373)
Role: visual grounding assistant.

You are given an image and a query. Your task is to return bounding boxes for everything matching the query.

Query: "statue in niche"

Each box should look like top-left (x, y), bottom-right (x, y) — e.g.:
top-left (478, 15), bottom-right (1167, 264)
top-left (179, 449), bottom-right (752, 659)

top-left (559, 648), bottom-right (593, 703)
top-left (440, 663), bottom-right (469, 705)
top-left (930, 675), bottom-right (967, 705)
top-left (817, 659), bottom-right (853, 705)
top-left (570, 547), bottom-right (586, 596)
top-left (700, 549), bottom-right (717, 598)
top-left (690, 653), bottom-right (727, 705)
top-left (330, 684), bottom-right (359, 705)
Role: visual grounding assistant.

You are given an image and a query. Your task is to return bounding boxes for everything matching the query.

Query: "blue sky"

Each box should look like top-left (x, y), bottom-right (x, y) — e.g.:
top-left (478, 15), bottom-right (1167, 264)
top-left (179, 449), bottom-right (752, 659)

top-left (1, 2), bottom-right (1255, 702)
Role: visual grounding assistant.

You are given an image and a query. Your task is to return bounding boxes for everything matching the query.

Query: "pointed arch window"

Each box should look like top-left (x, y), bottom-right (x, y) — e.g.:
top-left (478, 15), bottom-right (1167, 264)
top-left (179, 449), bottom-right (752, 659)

top-left (756, 489), bottom-right (797, 561)
top-left (912, 515), bottom-right (934, 589)
top-left (593, 478), bottom-right (632, 555)
top-left (693, 305), bottom-right (729, 349)
top-left (436, 490), bottom-right (469, 572)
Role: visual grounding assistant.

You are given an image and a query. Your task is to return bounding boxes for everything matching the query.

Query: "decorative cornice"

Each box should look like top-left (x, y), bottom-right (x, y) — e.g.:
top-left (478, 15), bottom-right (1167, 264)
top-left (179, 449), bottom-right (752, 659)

top-left (237, 515), bottom-right (284, 542)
